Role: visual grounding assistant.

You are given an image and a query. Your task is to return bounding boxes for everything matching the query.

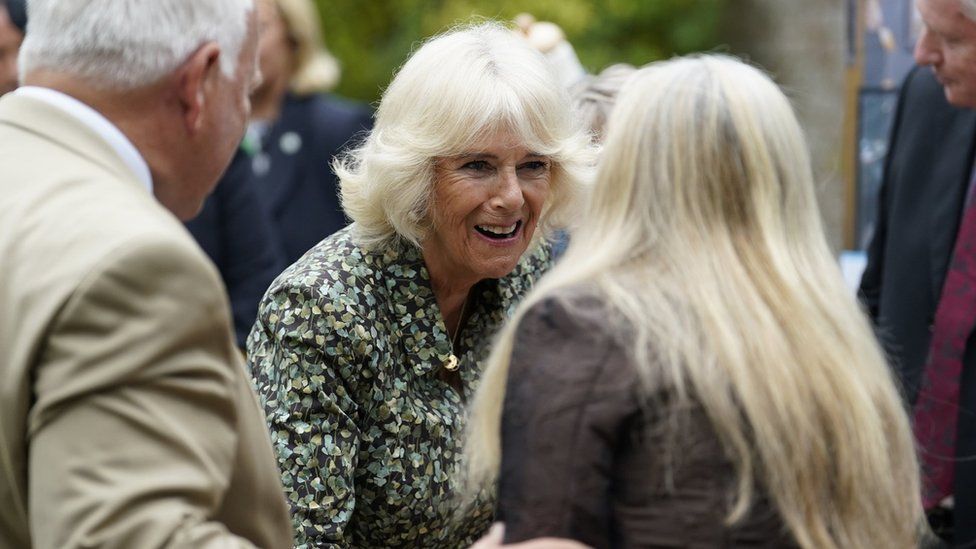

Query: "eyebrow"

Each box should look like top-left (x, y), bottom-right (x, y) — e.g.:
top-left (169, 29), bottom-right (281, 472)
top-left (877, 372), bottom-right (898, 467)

top-left (454, 152), bottom-right (547, 160)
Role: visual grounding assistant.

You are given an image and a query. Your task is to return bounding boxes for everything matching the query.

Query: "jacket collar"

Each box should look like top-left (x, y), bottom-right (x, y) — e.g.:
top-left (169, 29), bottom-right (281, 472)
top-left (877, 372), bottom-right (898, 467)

top-left (0, 91), bottom-right (150, 194)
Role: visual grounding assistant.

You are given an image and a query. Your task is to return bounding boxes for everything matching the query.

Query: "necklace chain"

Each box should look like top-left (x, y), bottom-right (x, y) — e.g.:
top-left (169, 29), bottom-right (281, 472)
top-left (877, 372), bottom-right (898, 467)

top-left (451, 295), bottom-right (468, 348)
top-left (445, 294), bottom-right (468, 372)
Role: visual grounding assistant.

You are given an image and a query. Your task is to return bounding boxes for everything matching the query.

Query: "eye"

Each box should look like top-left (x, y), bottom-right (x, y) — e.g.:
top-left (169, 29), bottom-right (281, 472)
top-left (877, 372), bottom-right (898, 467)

top-left (518, 160), bottom-right (550, 173)
top-left (462, 160), bottom-right (492, 171)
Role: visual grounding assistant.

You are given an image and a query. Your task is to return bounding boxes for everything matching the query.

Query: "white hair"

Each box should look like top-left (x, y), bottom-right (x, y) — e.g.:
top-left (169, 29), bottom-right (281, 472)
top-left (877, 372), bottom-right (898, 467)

top-left (19, 0), bottom-right (253, 89)
top-left (334, 22), bottom-right (594, 249)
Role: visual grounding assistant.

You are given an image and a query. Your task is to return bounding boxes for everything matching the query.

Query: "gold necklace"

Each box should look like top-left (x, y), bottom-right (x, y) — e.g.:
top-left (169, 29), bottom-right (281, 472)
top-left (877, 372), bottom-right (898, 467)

top-left (444, 295), bottom-right (468, 372)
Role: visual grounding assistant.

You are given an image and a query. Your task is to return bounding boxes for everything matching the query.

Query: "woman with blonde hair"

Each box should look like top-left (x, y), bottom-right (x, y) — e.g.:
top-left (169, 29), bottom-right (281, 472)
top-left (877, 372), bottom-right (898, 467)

top-left (464, 54), bottom-right (926, 548)
top-left (245, 0), bottom-right (372, 264)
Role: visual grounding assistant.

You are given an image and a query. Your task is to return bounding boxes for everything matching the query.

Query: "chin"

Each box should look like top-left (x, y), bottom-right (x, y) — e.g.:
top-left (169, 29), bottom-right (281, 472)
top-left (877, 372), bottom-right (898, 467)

top-left (475, 258), bottom-right (523, 281)
top-left (174, 200), bottom-right (206, 222)
top-left (945, 86), bottom-right (976, 109)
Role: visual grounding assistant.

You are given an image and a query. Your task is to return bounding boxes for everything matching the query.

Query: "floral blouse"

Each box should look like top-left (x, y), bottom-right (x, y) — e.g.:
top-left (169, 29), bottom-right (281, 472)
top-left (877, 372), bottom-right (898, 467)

top-left (247, 226), bottom-right (552, 548)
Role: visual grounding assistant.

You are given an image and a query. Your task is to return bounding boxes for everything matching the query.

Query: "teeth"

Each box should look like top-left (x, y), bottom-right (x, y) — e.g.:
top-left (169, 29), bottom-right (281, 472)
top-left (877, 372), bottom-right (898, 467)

top-left (477, 223), bottom-right (518, 235)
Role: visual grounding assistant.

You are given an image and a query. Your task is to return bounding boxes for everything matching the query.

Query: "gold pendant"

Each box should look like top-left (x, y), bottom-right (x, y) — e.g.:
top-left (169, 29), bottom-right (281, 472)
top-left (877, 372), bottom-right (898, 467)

top-left (445, 354), bottom-right (459, 371)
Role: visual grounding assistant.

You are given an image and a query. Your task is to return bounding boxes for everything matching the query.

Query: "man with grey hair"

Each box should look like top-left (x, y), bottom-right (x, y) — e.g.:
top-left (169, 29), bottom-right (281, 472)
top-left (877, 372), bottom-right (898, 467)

top-left (860, 0), bottom-right (976, 544)
top-left (0, 1), bottom-right (292, 547)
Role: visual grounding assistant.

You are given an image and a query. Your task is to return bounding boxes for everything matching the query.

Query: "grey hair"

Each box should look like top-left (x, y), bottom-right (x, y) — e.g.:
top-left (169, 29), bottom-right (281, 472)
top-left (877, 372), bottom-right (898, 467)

top-left (335, 21), bottom-right (594, 249)
top-left (19, 0), bottom-right (254, 89)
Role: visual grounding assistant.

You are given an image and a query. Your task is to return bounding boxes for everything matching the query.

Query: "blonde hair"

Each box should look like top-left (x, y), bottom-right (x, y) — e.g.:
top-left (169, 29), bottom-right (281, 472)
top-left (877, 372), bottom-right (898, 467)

top-left (465, 55), bottom-right (924, 548)
top-left (334, 22), bottom-right (593, 249)
top-left (272, 0), bottom-right (339, 94)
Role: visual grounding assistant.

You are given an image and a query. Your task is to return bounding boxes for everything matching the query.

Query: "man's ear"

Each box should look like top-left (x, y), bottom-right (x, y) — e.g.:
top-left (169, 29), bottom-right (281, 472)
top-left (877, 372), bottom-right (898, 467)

top-left (177, 42), bottom-right (222, 134)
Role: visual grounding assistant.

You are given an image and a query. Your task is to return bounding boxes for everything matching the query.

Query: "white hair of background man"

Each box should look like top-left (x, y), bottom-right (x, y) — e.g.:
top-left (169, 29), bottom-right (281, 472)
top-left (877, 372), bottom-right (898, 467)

top-left (19, 0), bottom-right (254, 89)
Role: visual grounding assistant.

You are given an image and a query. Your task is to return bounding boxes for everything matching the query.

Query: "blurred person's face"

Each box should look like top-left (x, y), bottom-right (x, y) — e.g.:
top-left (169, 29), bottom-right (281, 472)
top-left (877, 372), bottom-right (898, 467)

top-left (915, 0), bottom-right (976, 107)
top-left (0, 5), bottom-right (24, 96)
top-left (424, 128), bottom-right (551, 287)
top-left (252, 0), bottom-right (295, 107)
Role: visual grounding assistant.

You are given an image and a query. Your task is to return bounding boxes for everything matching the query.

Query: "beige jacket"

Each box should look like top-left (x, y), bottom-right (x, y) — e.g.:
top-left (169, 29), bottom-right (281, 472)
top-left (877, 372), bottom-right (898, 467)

top-left (0, 93), bottom-right (293, 548)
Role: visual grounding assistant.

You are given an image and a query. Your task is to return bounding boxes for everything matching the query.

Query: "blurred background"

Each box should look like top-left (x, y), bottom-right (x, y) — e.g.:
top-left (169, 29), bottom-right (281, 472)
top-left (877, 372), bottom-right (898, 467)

top-left (312, 0), bottom-right (906, 255)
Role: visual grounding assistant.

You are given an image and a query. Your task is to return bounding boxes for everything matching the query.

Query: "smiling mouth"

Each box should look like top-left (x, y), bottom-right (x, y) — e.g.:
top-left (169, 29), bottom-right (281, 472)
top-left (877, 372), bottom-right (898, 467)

top-left (475, 221), bottom-right (522, 240)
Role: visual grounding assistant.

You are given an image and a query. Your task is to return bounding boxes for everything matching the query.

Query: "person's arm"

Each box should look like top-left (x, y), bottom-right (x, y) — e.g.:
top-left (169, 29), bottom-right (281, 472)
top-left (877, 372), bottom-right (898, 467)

top-left (497, 296), bottom-right (638, 547)
top-left (248, 282), bottom-right (364, 548)
top-left (28, 237), bottom-right (268, 548)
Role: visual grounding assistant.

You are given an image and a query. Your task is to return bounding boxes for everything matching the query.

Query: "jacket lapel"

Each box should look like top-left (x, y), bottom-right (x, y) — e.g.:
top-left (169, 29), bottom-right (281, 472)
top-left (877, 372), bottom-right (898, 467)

top-left (928, 109), bottom-right (976, 303)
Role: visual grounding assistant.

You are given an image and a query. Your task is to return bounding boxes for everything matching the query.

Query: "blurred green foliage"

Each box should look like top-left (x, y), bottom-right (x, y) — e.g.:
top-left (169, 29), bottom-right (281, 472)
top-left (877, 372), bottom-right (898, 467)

top-left (316, 0), bottom-right (727, 102)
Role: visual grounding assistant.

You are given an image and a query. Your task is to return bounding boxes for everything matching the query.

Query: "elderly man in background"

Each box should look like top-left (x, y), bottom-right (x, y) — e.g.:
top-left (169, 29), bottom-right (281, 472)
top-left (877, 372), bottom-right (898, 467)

top-left (859, 0), bottom-right (976, 544)
top-left (0, 0), bottom-right (24, 95)
top-left (0, 1), bottom-right (292, 547)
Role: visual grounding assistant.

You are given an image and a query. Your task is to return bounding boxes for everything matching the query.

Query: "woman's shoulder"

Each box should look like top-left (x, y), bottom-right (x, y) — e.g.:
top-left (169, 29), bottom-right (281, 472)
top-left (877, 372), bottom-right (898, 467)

top-left (518, 284), bottom-right (611, 342)
top-left (264, 227), bottom-right (392, 312)
top-left (509, 285), bottom-right (624, 381)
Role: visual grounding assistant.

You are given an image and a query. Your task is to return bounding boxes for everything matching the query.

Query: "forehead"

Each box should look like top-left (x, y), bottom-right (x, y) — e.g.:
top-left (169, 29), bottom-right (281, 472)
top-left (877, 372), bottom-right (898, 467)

top-left (458, 127), bottom-right (542, 157)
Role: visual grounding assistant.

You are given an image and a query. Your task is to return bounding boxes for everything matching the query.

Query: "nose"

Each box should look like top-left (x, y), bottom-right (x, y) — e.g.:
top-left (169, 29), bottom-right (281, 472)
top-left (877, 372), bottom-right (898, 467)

top-left (490, 167), bottom-right (525, 211)
top-left (914, 27), bottom-right (942, 66)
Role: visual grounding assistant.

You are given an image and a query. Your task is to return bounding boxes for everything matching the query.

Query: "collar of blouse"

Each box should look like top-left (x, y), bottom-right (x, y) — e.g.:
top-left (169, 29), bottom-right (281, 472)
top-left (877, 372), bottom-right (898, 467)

top-left (380, 239), bottom-right (552, 383)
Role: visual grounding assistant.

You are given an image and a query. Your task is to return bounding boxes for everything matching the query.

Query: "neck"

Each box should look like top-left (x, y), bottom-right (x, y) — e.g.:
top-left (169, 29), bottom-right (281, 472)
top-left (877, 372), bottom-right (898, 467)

top-left (24, 70), bottom-right (171, 170)
top-left (23, 70), bottom-right (185, 214)
top-left (424, 253), bottom-right (476, 339)
top-left (250, 75), bottom-right (290, 122)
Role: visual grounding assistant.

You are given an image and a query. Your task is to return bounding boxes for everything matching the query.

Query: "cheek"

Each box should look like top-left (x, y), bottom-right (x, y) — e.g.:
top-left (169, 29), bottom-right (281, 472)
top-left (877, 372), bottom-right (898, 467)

top-left (525, 180), bottom-right (552, 221)
top-left (949, 46), bottom-right (976, 70)
top-left (433, 177), bottom-right (483, 225)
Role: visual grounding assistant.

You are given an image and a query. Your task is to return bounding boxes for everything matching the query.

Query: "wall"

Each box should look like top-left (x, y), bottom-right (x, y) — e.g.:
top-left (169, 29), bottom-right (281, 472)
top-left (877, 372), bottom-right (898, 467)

top-left (722, 0), bottom-right (849, 251)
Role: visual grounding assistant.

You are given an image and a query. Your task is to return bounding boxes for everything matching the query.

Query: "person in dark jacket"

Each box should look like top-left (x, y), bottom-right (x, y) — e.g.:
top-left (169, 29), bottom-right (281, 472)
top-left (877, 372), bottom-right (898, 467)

top-left (185, 151), bottom-right (284, 348)
top-left (859, 0), bottom-right (976, 543)
top-left (244, 0), bottom-right (372, 265)
top-left (464, 55), bottom-right (927, 548)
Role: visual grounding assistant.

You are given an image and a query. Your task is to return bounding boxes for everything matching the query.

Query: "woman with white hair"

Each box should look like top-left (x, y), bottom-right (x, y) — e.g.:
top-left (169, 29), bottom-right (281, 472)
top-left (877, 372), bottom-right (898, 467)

top-left (247, 22), bottom-right (591, 547)
top-left (464, 55), bottom-right (927, 548)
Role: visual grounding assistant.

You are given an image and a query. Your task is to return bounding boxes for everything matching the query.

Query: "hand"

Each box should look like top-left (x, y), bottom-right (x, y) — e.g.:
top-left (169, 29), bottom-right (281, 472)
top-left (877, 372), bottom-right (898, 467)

top-left (470, 523), bottom-right (591, 549)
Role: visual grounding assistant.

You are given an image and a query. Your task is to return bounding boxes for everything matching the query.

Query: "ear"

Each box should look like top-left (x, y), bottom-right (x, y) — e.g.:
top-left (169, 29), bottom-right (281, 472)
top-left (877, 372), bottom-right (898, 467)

top-left (177, 42), bottom-right (222, 135)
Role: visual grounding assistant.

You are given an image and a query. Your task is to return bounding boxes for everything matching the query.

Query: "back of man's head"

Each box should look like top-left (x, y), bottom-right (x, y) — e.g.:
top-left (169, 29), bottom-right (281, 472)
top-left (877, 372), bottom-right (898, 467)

top-left (19, 0), bottom-right (253, 89)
